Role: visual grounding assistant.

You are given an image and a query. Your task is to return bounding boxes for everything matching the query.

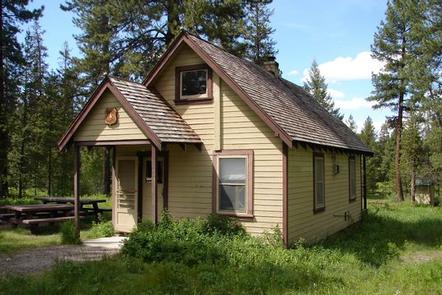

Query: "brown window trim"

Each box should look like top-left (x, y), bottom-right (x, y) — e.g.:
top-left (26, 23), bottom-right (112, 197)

top-left (313, 152), bottom-right (325, 214)
top-left (175, 64), bottom-right (213, 104)
top-left (348, 155), bottom-right (357, 203)
top-left (212, 149), bottom-right (254, 218)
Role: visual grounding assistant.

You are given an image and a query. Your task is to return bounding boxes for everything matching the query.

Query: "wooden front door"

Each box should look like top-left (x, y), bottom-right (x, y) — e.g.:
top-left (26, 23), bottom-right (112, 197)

top-left (114, 157), bottom-right (138, 232)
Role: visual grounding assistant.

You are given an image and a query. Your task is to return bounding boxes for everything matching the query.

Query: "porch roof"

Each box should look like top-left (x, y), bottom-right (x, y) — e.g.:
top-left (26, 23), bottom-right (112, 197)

top-left (58, 76), bottom-right (202, 150)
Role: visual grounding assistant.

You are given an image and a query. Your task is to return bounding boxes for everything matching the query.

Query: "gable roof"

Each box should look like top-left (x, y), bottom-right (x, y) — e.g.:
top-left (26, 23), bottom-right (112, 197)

top-left (144, 32), bottom-right (371, 154)
top-left (58, 76), bottom-right (201, 151)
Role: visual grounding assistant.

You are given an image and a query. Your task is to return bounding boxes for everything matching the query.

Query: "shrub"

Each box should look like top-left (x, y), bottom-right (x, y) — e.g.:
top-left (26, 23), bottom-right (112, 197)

top-left (203, 213), bottom-right (245, 236)
top-left (122, 214), bottom-right (246, 266)
top-left (60, 221), bottom-right (81, 245)
top-left (90, 220), bottom-right (114, 237)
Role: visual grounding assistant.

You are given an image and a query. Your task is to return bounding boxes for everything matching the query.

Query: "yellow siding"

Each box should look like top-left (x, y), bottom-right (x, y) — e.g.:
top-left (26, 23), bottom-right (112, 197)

top-left (153, 44), bottom-right (283, 235)
top-left (75, 91), bottom-right (146, 142)
top-left (287, 147), bottom-right (362, 244)
top-left (220, 81), bottom-right (283, 234)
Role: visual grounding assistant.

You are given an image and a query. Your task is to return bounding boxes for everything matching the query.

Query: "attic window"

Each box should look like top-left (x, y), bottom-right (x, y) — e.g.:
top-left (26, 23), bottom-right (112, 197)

top-left (175, 64), bottom-right (213, 104)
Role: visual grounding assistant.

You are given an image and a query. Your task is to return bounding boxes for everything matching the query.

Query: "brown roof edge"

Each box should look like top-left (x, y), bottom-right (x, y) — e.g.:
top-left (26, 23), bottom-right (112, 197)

top-left (293, 140), bottom-right (374, 156)
top-left (57, 77), bottom-right (163, 151)
top-left (143, 31), bottom-right (293, 148)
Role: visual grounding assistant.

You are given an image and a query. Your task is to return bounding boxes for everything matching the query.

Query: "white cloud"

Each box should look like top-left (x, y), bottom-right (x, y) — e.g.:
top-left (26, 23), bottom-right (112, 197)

top-left (335, 97), bottom-right (375, 110)
top-left (328, 88), bottom-right (345, 98)
top-left (288, 69), bottom-right (299, 76)
top-left (303, 51), bottom-right (384, 82)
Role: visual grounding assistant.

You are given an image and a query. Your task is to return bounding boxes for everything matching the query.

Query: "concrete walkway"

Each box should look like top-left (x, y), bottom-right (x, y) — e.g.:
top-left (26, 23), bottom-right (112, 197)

top-left (0, 236), bottom-right (127, 276)
top-left (83, 236), bottom-right (127, 250)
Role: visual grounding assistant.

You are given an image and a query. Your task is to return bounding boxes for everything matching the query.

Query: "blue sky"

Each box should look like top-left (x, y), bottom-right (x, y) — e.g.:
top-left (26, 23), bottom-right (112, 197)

top-left (24, 0), bottom-right (391, 132)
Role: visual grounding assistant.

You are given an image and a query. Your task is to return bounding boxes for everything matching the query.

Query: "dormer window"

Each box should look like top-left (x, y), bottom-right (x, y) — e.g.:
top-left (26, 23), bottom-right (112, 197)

top-left (175, 64), bottom-right (213, 104)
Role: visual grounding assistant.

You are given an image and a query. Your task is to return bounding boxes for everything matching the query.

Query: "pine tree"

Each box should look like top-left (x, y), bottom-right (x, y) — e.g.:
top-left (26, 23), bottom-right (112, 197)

top-left (376, 122), bottom-right (396, 184)
top-left (55, 43), bottom-right (77, 195)
top-left (369, 0), bottom-right (417, 201)
top-left (0, 0), bottom-right (42, 197)
top-left (243, 0), bottom-right (277, 64)
top-left (9, 20), bottom-right (48, 197)
top-left (408, 0), bottom-right (442, 188)
top-left (359, 117), bottom-right (378, 193)
top-left (346, 115), bottom-right (358, 133)
top-left (402, 112), bottom-right (423, 202)
top-left (304, 60), bottom-right (344, 120)
top-left (61, 0), bottom-right (248, 84)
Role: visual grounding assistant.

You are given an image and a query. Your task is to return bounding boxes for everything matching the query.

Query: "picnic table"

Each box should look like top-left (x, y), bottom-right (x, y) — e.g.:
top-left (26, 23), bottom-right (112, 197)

top-left (35, 197), bottom-right (108, 218)
top-left (2, 204), bottom-right (75, 229)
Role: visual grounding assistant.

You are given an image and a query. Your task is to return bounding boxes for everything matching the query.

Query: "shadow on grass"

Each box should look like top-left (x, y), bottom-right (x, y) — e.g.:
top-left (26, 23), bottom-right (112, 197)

top-left (320, 204), bottom-right (442, 267)
top-left (0, 254), bottom-right (345, 295)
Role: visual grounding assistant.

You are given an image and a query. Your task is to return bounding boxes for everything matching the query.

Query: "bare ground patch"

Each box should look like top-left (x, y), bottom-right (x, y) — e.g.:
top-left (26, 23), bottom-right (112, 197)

top-left (0, 245), bottom-right (118, 276)
top-left (401, 250), bottom-right (442, 264)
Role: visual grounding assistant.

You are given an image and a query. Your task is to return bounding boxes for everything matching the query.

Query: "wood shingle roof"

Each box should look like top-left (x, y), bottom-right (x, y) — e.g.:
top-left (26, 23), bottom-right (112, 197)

top-left (186, 34), bottom-right (371, 154)
top-left (109, 77), bottom-right (201, 144)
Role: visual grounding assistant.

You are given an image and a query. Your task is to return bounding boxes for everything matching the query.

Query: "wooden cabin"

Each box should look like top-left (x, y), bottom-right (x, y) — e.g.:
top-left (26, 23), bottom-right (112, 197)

top-left (58, 32), bottom-right (372, 246)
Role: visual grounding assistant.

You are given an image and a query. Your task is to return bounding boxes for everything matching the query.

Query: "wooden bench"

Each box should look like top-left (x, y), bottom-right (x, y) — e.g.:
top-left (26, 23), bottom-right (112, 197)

top-left (0, 213), bottom-right (15, 221)
top-left (22, 216), bottom-right (77, 225)
top-left (22, 216), bottom-right (84, 233)
top-left (98, 208), bottom-right (112, 213)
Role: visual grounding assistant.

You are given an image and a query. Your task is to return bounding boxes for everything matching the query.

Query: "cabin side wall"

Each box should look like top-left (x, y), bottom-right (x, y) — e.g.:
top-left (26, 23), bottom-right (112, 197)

top-left (287, 147), bottom-right (362, 244)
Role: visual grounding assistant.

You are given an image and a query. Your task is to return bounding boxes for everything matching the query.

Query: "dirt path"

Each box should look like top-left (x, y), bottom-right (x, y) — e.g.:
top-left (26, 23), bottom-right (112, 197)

top-left (401, 250), bottom-right (442, 264)
top-left (0, 244), bottom-right (119, 276)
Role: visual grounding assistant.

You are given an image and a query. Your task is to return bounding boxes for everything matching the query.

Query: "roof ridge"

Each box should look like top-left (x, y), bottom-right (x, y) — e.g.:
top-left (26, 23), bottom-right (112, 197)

top-left (108, 75), bottom-right (145, 86)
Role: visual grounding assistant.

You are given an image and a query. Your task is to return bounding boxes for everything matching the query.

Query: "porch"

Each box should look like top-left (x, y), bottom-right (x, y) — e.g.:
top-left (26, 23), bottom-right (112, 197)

top-left (71, 140), bottom-right (203, 234)
top-left (58, 76), bottom-right (203, 235)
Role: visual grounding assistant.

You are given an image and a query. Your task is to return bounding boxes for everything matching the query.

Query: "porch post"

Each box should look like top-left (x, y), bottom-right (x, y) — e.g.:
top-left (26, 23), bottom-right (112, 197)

top-left (73, 144), bottom-right (81, 236)
top-left (137, 152), bottom-right (143, 223)
top-left (151, 145), bottom-right (158, 224)
top-left (363, 155), bottom-right (367, 210)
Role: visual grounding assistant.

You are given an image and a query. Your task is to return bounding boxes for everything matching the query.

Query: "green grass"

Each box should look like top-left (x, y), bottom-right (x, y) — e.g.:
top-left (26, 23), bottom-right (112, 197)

top-left (0, 220), bottom-right (113, 254)
top-left (0, 214), bottom-right (113, 254)
top-left (0, 200), bottom-right (441, 294)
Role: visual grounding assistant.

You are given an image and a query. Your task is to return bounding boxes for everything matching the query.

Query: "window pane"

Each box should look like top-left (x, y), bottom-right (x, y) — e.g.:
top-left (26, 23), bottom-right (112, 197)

top-left (315, 158), bottom-right (324, 182)
top-left (314, 156), bottom-right (325, 209)
top-left (219, 184), bottom-right (245, 212)
top-left (349, 158), bottom-right (356, 198)
top-left (181, 70), bottom-right (207, 96)
top-left (219, 158), bottom-right (246, 183)
top-left (316, 182), bottom-right (324, 207)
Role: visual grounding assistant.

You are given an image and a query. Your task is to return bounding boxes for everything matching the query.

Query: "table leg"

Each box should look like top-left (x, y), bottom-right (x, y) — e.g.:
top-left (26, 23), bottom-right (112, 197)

top-left (93, 202), bottom-right (100, 222)
top-left (12, 211), bottom-right (20, 228)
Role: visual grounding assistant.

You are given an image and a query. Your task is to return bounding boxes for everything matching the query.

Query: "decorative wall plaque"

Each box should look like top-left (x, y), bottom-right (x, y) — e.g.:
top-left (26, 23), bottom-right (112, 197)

top-left (105, 107), bottom-right (118, 126)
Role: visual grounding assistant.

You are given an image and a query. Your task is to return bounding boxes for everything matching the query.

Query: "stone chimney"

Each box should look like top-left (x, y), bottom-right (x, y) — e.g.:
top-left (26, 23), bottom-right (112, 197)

top-left (262, 56), bottom-right (280, 78)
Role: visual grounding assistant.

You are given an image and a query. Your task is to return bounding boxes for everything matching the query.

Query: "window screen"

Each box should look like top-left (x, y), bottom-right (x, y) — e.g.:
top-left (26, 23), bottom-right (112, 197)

top-left (180, 69), bottom-right (207, 97)
top-left (349, 157), bottom-right (356, 201)
top-left (314, 155), bottom-right (325, 210)
top-left (218, 158), bottom-right (246, 213)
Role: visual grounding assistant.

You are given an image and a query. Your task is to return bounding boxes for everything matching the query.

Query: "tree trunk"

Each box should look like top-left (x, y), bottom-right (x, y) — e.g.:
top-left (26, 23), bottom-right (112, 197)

top-left (165, 0), bottom-right (180, 45)
top-left (48, 147), bottom-right (52, 196)
top-left (0, 0), bottom-right (9, 198)
top-left (410, 162), bottom-right (416, 203)
top-left (395, 92), bottom-right (404, 201)
top-left (18, 139), bottom-right (25, 198)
